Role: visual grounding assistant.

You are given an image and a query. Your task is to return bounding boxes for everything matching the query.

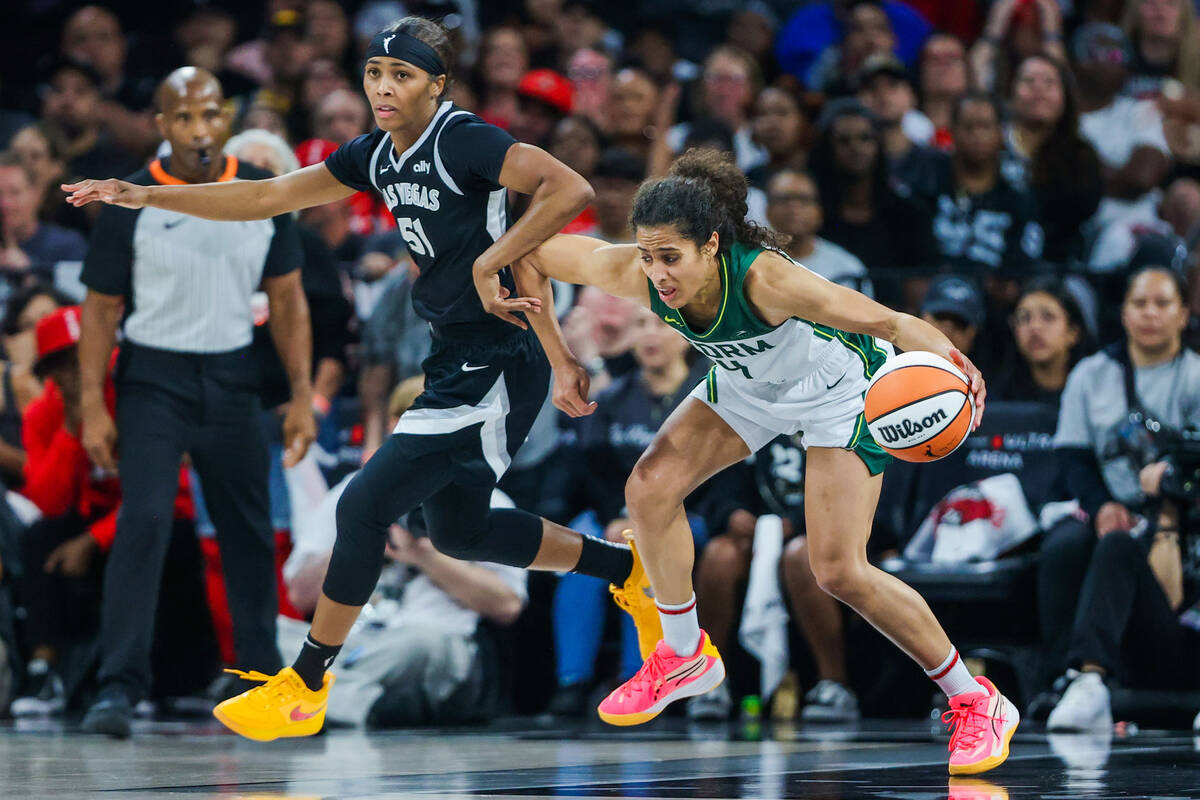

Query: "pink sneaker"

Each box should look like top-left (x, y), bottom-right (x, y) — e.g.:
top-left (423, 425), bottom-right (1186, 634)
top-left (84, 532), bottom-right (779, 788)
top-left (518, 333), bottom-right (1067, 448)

top-left (597, 630), bottom-right (725, 726)
top-left (943, 677), bottom-right (1020, 775)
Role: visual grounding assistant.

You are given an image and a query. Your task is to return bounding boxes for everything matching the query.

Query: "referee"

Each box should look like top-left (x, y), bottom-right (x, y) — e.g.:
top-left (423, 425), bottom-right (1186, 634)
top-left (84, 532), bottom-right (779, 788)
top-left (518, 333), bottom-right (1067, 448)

top-left (76, 68), bottom-right (316, 737)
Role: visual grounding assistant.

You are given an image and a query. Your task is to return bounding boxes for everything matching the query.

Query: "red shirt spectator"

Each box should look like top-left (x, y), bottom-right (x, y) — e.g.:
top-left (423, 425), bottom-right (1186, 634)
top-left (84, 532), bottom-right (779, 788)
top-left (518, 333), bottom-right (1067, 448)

top-left (19, 308), bottom-right (192, 549)
top-left (295, 138), bottom-right (395, 236)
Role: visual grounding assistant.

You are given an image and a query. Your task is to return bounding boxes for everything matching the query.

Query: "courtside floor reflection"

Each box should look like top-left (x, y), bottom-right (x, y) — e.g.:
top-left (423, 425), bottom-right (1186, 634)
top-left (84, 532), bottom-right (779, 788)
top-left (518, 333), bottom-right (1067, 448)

top-left (1, 715), bottom-right (1196, 798)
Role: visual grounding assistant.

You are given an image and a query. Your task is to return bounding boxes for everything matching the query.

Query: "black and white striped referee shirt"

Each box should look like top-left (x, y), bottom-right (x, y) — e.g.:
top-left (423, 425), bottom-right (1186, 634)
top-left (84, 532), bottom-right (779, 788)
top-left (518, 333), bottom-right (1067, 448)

top-left (80, 156), bottom-right (301, 353)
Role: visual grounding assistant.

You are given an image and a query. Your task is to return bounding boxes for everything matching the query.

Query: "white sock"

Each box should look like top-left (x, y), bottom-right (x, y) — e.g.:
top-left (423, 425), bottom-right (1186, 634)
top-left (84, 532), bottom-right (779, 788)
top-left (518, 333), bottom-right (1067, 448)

top-left (656, 594), bottom-right (701, 656)
top-left (925, 647), bottom-right (983, 700)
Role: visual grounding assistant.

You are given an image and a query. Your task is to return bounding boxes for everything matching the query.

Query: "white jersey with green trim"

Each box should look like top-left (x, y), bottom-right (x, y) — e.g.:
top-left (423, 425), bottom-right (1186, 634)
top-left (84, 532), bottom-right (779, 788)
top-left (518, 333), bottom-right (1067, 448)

top-left (647, 242), bottom-right (889, 389)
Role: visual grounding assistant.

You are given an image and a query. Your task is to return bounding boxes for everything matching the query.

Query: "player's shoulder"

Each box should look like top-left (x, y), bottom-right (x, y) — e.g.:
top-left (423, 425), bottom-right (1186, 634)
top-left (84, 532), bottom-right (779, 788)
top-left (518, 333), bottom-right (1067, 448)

top-left (438, 104), bottom-right (510, 141)
top-left (440, 103), bottom-right (491, 129)
top-left (745, 246), bottom-right (800, 283)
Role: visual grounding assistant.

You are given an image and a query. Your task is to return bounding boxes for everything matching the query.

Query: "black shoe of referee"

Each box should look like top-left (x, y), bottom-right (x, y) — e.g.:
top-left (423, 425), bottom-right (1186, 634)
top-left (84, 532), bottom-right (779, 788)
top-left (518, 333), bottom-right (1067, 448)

top-left (81, 685), bottom-right (133, 739)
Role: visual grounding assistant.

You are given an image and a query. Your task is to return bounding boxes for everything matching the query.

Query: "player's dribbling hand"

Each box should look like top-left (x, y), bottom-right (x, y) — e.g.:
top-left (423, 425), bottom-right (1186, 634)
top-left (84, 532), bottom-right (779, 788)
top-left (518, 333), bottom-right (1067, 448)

top-left (61, 178), bottom-right (148, 209)
top-left (474, 272), bottom-right (541, 329)
top-left (553, 358), bottom-right (598, 418)
top-left (948, 347), bottom-right (986, 431)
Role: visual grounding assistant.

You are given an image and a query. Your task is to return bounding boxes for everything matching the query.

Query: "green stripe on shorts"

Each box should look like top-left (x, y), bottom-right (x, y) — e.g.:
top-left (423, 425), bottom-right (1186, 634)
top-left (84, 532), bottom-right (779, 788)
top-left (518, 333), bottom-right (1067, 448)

top-left (706, 366), bottom-right (717, 403)
top-left (847, 412), bottom-right (890, 476)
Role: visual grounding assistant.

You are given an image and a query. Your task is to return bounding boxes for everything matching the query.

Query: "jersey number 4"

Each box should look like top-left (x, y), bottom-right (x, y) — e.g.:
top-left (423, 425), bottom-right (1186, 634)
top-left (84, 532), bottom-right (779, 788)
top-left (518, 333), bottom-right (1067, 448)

top-left (398, 217), bottom-right (436, 257)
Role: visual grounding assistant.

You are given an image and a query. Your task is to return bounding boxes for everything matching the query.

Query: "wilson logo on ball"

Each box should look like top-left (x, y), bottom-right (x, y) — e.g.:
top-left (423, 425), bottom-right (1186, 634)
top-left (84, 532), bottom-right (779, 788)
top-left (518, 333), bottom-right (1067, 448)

top-left (863, 351), bottom-right (975, 463)
top-left (875, 409), bottom-right (949, 444)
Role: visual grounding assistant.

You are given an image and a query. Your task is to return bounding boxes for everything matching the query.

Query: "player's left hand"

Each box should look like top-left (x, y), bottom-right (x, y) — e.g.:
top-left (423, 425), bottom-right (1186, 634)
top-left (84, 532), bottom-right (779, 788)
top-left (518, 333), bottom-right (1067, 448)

top-left (474, 270), bottom-right (541, 329)
top-left (948, 347), bottom-right (986, 431)
top-left (553, 358), bottom-right (597, 417)
top-left (282, 398), bottom-right (317, 467)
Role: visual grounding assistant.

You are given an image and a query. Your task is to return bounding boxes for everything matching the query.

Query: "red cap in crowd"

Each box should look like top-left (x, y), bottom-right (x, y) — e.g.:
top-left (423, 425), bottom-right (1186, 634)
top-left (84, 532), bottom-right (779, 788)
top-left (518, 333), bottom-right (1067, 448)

top-left (517, 69), bottom-right (574, 115)
top-left (34, 305), bottom-right (82, 374)
top-left (295, 138), bottom-right (339, 169)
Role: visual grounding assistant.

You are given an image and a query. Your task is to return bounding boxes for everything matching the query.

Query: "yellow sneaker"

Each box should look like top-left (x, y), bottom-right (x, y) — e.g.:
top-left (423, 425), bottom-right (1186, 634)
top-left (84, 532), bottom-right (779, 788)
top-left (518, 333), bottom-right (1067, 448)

top-left (212, 667), bottom-right (334, 741)
top-left (608, 530), bottom-right (662, 659)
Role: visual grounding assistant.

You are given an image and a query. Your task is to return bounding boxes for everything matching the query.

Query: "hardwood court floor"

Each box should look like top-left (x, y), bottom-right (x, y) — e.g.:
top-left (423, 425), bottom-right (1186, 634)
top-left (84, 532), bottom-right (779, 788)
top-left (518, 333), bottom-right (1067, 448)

top-left (1, 715), bottom-right (1196, 798)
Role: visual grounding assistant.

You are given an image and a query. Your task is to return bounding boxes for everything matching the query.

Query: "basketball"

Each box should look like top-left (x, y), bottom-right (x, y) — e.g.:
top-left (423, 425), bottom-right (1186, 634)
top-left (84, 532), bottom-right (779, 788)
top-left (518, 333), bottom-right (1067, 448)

top-left (864, 351), bottom-right (974, 462)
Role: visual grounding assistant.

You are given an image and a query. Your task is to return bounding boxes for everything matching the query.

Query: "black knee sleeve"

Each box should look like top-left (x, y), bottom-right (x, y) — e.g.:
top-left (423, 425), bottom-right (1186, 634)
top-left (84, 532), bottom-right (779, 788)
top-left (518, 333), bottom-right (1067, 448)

top-left (322, 473), bottom-right (391, 607)
top-left (428, 507), bottom-right (543, 567)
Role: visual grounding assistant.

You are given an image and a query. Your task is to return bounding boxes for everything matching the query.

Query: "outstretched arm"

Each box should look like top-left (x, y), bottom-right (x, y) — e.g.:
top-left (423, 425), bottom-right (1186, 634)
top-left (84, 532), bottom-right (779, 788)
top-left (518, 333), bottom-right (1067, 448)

top-left (514, 234), bottom-right (649, 303)
top-left (745, 252), bottom-right (986, 426)
top-left (63, 164), bottom-right (355, 221)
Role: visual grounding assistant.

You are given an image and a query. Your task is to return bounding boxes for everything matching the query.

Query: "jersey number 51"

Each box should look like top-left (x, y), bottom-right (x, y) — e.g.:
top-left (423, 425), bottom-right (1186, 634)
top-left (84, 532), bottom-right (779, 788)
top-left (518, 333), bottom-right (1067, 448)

top-left (397, 217), bottom-right (436, 257)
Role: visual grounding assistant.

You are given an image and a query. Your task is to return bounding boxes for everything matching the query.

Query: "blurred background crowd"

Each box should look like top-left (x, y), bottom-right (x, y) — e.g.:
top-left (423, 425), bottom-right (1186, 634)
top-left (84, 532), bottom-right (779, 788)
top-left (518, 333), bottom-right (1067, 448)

top-left (0, 0), bottom-right (1198, 736)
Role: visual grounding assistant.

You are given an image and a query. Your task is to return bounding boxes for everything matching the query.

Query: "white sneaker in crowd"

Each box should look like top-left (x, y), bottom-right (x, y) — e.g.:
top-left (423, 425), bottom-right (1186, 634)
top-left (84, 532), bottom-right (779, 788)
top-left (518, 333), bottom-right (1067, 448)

top-left (1047, 670), bottom-right (1112, 732)
top-left (10, 659), bottom-right (65, 717)
top-left (801, 679), bottom-right (860, 722)
top-left (686, 679), bottom-right (732, 721)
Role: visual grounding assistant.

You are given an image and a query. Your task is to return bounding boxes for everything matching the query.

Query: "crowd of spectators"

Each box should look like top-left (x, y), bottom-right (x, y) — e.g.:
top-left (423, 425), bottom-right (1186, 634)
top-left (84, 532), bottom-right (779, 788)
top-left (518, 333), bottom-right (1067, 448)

top-left (0, 0), bottom-right (1198, 737)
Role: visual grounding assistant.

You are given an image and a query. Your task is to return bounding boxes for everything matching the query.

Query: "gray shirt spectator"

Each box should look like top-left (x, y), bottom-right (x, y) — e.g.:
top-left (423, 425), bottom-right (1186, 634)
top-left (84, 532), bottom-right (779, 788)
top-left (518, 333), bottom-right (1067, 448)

top-left (1055, 347), bottom-right (1200, 506)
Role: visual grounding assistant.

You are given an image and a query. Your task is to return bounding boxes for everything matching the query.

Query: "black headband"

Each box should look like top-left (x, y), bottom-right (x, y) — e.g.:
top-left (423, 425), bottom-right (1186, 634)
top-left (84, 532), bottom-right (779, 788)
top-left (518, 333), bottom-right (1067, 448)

top-left (365, 30), bottom-right (445, 76)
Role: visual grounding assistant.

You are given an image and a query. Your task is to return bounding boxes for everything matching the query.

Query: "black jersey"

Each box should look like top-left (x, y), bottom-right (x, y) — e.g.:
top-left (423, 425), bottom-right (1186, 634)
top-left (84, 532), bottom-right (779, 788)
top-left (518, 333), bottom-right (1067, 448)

top-left (924, 155), bottom-right (1044, 275)
top-left (325, 102), bottom-right (518, 335)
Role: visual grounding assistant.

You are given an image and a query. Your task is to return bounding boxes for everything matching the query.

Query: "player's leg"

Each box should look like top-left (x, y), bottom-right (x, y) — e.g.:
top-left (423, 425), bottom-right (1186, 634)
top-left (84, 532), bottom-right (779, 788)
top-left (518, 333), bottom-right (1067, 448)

top-left (212, 431), bottom-right (455, 741)
top-left (802, 447), bottom-right (949, 666)
top-left (306, 438), bottom-right (452, 644)
top-left (598, 398), bottom-right (753, 725)
top-left (625, 399), bottom-right (751, 603)
top-left (431, 343), bottom-right (664, 655)
top-left (803, 446), bottom-right (1018, 775)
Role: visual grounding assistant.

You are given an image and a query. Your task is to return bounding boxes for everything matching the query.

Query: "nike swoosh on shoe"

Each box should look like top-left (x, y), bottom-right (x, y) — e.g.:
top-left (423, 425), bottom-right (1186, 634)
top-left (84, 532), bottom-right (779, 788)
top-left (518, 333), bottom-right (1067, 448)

top-left (289, 704), bottom-right (324, 721)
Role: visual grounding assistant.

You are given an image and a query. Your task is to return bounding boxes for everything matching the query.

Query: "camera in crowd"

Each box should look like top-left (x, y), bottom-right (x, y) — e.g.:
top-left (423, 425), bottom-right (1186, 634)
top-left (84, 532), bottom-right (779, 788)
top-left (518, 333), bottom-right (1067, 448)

top-left (1160, 428), bottom-right (1200, 524)
top-left (1103, 412), bottom-right (1200, 525)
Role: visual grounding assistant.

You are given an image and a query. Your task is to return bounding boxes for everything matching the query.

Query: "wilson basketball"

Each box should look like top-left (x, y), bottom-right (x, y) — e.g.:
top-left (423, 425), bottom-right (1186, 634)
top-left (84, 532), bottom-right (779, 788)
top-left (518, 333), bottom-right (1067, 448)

top-left (864, 351), bottom-right (974, 463)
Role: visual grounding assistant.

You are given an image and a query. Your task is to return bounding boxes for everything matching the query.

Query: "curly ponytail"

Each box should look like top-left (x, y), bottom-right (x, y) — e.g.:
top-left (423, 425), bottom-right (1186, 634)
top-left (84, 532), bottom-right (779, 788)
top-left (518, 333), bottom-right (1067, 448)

top-left (631, 148), bottom-right (789, 253)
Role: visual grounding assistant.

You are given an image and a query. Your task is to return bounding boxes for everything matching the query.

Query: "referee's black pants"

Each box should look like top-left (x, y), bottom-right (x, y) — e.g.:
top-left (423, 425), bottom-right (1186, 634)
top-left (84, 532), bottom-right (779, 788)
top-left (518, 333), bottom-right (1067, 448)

top-left (97, 343), bottom-right (281, 700)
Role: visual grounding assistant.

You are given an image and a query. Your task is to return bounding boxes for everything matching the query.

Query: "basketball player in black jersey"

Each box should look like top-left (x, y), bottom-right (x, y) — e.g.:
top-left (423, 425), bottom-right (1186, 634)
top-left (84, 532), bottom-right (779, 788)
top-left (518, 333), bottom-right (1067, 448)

top-left (64, 17), bottom-right (662, 740)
